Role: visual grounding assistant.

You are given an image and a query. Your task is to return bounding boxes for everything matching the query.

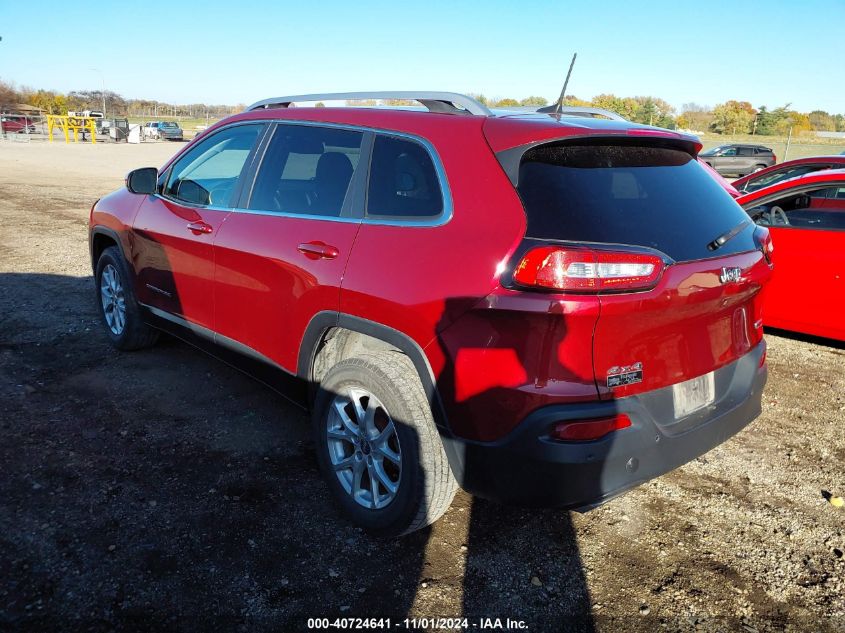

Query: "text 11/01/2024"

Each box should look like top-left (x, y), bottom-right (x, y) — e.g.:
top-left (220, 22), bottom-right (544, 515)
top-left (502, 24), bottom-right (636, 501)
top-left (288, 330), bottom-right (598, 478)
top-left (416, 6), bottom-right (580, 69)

top-left (307, 617), bottom-right (529, 630)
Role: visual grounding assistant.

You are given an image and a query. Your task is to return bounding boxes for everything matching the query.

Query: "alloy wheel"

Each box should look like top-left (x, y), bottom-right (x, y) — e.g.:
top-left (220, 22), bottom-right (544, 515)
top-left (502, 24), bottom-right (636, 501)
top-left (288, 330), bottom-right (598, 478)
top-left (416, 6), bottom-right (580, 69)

top-left (326, 387), bottom-right (402, 509)
top-left (100, 263), bottom-right (126, 335)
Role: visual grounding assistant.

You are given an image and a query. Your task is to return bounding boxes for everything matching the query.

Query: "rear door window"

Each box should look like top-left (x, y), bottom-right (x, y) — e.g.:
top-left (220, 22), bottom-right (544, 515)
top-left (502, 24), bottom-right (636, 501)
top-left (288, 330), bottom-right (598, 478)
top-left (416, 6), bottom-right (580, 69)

top-left (248, 124), bottom-right (364, 217)
top-left (366, 135), bottom-right (444, 219)
top-left (517, 141), bottom-right (757, 262)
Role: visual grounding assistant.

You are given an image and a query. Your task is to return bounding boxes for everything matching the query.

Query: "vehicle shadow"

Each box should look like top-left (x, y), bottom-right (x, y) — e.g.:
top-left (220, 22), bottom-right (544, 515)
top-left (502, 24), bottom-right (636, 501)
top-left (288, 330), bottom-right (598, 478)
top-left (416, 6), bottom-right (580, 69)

top-left (0, 272), bottom-right (428, 630)
top-left (0, 272), bottom-right (605, 631)
top-left (432, 297), bottom-right (605, 631)
top-left (764, 326), bottom-right (845, 351)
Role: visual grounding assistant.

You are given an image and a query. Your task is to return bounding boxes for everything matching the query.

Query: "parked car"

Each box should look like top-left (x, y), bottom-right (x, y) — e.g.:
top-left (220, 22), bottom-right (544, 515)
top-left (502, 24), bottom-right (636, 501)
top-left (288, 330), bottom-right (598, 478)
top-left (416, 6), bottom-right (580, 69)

top-left (700, 144), bottom-right (776, 176)
top-left (737, 169), bottom-right (845, 341)
top-left (1, 115), bottom-right (36, 134)
top-left (89, 92), bottom-right (772, 535)
top-left (733, 155), bottom-right (845, 193)
top-left (144, 121), bottom-right (183, 141)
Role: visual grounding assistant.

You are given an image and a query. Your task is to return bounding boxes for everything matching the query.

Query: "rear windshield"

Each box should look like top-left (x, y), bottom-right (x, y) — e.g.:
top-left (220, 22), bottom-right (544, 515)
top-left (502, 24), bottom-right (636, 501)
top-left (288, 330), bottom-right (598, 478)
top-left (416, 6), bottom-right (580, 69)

top-left (517, 142), bottom-right (757, 262)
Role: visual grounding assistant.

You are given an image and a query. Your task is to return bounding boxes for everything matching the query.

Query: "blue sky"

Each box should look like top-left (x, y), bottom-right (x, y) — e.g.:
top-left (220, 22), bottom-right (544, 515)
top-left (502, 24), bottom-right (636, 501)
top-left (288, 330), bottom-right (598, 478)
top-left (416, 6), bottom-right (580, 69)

top-left (1, 0), bottom-right (842, 113)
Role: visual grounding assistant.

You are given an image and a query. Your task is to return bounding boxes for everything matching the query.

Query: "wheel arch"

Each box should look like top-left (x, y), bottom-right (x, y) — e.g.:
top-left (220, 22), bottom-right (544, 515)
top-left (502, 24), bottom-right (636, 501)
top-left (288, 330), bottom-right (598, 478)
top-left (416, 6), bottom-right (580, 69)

top-left (90, 226), bottom-right (126, 274)
top-left (299, 312), bottom-right (468, 485)
top-left (299, 312), bottom-right (449, 433)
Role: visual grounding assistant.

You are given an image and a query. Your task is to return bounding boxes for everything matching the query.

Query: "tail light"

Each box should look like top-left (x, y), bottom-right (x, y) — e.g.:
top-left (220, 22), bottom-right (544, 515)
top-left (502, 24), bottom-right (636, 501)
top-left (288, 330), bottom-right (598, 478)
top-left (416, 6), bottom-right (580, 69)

top-left (551, 414), bottom-right (632, 441)
top-left (772, 154), bottom-right (777, 163)
top-left (754, 226), bottom-right (774, 264)
top-left (513, 246), bottom-right (664, 292)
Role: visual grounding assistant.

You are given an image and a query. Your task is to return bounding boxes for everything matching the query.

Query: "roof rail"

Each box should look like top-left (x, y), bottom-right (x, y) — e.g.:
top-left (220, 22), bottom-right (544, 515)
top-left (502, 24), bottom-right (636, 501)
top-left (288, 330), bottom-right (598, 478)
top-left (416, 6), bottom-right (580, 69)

top-left (536, 104), bottom-right (627, 122)
top-left (245, 92), bottom-right (493, 117)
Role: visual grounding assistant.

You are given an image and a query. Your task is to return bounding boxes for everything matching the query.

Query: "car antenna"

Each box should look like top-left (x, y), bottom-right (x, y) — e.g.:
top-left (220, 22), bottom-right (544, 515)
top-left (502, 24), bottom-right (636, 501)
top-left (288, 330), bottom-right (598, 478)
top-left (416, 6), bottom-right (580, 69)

top-left (553, 52), bottom-right (578, 114)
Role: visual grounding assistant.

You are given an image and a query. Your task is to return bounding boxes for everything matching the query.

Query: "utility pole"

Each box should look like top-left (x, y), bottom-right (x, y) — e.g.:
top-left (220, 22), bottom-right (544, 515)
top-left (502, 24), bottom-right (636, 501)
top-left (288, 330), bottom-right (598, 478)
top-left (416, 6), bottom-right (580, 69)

top-left (90, 68), bottom-right (106, 117)
top-left (784, 127), bottom-right (793, 162)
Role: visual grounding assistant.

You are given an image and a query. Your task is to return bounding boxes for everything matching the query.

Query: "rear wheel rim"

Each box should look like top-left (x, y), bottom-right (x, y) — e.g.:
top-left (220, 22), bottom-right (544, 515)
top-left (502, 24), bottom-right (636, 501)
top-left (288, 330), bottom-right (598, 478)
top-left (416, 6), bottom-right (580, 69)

top-left (100, 263), bottom-right (126, 335)
top-left (326, 387), bottom-right (402, 510)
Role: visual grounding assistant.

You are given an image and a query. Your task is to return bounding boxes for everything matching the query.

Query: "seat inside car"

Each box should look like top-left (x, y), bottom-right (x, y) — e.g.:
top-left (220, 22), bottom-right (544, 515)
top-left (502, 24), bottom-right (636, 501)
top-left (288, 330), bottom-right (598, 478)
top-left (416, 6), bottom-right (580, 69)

top-left (310, 152), bottom-right (354, 216)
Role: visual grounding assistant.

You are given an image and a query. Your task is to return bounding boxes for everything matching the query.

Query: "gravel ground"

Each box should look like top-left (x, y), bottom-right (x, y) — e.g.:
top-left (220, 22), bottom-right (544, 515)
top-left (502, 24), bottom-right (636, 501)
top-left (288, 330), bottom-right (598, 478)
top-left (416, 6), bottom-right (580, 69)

top-left (1, 141), bottom-right (843, 632)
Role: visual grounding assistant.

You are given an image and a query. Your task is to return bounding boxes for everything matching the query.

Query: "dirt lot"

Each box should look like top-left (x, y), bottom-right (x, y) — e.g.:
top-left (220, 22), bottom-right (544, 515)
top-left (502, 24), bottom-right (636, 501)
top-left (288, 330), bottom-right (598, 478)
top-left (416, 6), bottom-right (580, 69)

top-left (1, 141), bottom-right (843, 632)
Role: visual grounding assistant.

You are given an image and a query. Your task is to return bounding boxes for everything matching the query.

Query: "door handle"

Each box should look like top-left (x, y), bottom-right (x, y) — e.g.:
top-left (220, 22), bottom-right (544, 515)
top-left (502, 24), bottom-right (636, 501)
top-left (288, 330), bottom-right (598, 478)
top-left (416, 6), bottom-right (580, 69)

top-left (297, 241), bottom-right (339, 260)
top-left (187, 220), bottom-right (213, 235)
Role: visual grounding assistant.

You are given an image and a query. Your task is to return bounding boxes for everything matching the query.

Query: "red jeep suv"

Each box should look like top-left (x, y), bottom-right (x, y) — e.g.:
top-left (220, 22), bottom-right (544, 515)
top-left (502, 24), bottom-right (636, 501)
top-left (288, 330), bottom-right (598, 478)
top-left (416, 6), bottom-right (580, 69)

top-left (89, 92), bottom-right (772, 536)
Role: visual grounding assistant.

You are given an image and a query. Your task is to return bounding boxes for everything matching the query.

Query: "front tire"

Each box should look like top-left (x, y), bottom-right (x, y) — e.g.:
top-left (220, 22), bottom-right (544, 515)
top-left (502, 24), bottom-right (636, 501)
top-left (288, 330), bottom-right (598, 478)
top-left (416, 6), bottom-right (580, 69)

top-left (95, 246), bottom-right (159, 350)
top-left (313, 352), bottom-right (457, 536)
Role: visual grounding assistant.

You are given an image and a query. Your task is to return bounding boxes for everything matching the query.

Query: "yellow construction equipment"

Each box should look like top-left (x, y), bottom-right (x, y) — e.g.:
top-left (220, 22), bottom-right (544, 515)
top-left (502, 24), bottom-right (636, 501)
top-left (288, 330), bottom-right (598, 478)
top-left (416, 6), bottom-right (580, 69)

top-left (46, 114), bottom-right (98, 143)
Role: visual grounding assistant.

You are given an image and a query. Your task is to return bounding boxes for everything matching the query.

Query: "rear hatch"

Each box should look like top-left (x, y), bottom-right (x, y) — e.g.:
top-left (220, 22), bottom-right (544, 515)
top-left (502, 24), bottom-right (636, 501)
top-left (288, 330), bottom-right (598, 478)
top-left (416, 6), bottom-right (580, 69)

top-left (513, 138), bottom-right (772, 403)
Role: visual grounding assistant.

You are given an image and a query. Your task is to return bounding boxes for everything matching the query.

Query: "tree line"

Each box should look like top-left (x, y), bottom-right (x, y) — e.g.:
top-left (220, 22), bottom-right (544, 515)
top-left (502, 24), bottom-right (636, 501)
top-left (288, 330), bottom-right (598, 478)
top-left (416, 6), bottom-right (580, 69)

top-left (471, 93), bottom-right (845, 135)
top-left (3, 77), bottom-right (843, 135)
top-left (678, 100), bottom-right (844, 135)
top-left (0, 79), bottom-right (243, 119)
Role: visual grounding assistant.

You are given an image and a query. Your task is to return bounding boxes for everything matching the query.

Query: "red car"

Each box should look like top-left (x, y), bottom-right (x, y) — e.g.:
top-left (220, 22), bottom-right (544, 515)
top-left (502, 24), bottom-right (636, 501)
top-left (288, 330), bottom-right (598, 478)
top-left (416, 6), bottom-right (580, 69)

top-left (734, 155), bottom-right (845, 194)
top-left (89, 92), bottom-right (771, 535)
top-left (737, 169), bottom-right (845, 341)
top-left (1, 115), bottom-right (35, 134)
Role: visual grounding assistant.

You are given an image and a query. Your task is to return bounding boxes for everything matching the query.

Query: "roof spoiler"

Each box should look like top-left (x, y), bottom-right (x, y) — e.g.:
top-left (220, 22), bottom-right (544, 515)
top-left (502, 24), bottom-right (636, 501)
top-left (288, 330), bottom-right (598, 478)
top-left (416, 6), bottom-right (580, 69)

top-left (494, 130), bottom-right (702, 187)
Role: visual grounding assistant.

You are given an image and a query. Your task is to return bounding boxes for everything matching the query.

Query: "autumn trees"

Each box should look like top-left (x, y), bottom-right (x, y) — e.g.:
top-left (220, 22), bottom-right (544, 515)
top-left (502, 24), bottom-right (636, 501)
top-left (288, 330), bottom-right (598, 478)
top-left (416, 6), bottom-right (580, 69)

top-left (2, 76), bottom-right (843, 135)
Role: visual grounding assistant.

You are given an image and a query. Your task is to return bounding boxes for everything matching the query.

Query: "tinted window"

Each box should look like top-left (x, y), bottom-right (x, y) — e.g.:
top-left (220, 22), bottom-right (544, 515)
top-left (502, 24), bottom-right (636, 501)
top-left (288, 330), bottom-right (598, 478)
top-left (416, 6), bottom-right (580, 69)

top-left (164, 124), bottom-right (261, 206)
top-left (737, 147), bottom-right (754, 157)
top-left (754, 148), bottom-right (772, 155)
top-left (517, 142), bottom-right (756, 262)
top-left (367, 135), bottom-right (443, 219)
top-left (720, 147), bottom-right (737, 156)
top-left (249, 124), bottom-right (363, 217)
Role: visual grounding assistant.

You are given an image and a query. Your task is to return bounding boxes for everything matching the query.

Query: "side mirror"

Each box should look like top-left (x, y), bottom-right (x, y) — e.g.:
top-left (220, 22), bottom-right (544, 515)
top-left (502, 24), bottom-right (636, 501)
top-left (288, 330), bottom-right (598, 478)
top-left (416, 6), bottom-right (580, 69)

top-left (126, 167), bottom-right (158, 195)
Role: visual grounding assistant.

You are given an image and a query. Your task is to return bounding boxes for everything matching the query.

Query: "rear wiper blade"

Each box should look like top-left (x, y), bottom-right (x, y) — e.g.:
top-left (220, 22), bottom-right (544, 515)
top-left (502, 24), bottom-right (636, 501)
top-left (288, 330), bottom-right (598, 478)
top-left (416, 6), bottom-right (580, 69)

top-left (707, 220), bottom-right (750, 251)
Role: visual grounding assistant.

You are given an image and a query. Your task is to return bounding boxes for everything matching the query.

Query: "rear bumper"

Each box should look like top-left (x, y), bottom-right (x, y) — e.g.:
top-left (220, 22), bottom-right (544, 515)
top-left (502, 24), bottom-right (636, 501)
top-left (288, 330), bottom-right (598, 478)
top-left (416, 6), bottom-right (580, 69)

top-left (442, 341), bottom-right (767, 508)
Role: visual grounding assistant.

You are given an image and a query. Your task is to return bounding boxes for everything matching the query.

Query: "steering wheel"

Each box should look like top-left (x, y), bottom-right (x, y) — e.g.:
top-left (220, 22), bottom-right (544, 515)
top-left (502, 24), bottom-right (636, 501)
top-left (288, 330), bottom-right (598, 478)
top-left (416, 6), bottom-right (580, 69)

top-left (770, 205), bottom-right (790, 226)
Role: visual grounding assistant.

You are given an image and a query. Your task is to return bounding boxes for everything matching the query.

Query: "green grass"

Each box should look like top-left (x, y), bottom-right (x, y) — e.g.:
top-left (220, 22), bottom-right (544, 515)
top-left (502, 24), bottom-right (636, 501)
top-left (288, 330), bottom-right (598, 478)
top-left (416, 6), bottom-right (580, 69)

top-left (699, 134), bottom-right (845, 162)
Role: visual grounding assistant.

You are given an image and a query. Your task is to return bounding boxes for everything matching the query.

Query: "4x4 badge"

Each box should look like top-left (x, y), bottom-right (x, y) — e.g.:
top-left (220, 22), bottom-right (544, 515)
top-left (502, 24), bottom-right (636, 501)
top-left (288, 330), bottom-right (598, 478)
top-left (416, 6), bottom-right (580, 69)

top-left (720, 267), bottom-right (742, 284)
top-left (607, 362), bottom-right (643, 388)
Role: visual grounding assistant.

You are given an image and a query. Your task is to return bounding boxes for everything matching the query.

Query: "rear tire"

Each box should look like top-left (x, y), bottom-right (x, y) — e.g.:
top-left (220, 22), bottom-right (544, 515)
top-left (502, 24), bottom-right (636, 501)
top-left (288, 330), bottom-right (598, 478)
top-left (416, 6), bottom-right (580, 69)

top-left (752, 164), bottom-right (767, 173)
top-left (313, 352), bottom-right (457, 537)
top-left (95, 246), bottom-right (159, 351)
